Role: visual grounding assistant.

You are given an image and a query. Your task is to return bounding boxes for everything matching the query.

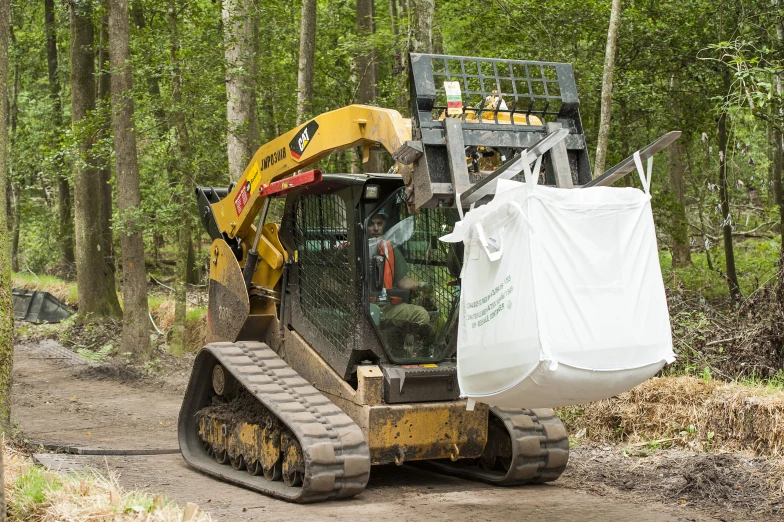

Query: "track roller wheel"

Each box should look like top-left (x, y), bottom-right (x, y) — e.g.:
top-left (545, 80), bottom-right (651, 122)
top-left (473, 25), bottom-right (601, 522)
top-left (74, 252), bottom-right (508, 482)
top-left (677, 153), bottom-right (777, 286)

top-left (230, 454), bottom-right (246, 471)
top-left (246, 459), bottom-right (264, 476)
top-left (264, 460), bottom-right (282, 481)
top-left (214, 448), bottom-right (228, 465)
top-left (282, 466), bottom-right (302, 487)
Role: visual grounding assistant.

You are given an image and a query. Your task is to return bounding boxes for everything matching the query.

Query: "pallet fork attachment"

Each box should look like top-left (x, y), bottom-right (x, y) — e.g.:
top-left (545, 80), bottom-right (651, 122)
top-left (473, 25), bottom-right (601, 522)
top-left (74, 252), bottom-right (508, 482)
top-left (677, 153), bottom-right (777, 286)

top-left (400, 53), bottom-right (681, 208)
top-left (584, 131), bottom-right (682, 188)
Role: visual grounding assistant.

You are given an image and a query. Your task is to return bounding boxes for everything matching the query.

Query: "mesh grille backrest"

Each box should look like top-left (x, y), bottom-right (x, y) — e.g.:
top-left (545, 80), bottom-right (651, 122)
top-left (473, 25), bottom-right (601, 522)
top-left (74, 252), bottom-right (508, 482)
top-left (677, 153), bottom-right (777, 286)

top-left (292, 194), bottom-right (356, 354)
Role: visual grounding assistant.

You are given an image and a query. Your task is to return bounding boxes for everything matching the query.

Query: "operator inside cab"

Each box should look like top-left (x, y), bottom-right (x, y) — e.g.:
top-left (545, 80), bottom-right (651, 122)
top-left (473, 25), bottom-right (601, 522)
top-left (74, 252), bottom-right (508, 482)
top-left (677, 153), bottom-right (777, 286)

top-left (367, 209), bottom-right (433, 357)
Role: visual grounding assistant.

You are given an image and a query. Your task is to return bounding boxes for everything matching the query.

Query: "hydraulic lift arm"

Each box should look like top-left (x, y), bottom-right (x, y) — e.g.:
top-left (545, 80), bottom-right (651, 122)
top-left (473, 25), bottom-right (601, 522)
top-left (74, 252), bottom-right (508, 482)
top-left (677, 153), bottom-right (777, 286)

top-left (208, 105), bottom-right (412, 244)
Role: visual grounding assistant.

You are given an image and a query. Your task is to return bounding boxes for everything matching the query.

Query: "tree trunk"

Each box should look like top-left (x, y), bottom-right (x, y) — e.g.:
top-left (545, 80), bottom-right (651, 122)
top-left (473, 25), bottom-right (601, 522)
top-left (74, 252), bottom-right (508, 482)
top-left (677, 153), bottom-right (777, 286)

top-left (296, 0), bottom-right (317, 125)
top-left (70, 1), bottom-right (122, 320)
top-left (593, 0), bottom-right (622, 176)
top-left (774, 0), bottom-right (784, 308)
top-left (7, 22), bottom-right (17, 274)
top-left (108, 0), bottom-right (150, 358)
top-left (668, 75), bottom-right (691, 267)
top-left (223, 0), bottom-right (256, 182)
top-left (0, 438), bottom-right (4, 522)
top-left (10, 182), bottom-right (17, 273)
top-left (0, 0), bottom-right (11, 440)
top-left (45, 0), bottom-right (75, 279)
top-left (169, 0), bottom-right (192, 356)
top-left (248, 0), bottom-right (260, 153)
top-left (97, 5), bottom-right (114, 266)
top-left (187, 235), bottom-right (199, 285)
top-left (357, 0), bottom-right (383, 172)
top-left (717, 110), bottom-right (740, 304)
top-left (410, 0), bottom-right (433, 53)
top-left (775, 122), bottom-right (784, 307)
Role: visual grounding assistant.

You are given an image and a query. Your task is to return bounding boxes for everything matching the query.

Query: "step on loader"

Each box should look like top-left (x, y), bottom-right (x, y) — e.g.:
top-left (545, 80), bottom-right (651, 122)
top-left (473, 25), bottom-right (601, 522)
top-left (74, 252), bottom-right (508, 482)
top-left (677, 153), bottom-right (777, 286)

top-left (178, 52), bottom-right (680, 502)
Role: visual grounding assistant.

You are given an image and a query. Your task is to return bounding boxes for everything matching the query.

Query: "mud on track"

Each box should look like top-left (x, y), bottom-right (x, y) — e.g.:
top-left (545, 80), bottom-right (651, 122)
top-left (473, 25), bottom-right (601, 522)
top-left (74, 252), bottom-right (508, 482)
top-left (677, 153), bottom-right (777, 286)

top-left (11, 340), bottom-right (768, 521)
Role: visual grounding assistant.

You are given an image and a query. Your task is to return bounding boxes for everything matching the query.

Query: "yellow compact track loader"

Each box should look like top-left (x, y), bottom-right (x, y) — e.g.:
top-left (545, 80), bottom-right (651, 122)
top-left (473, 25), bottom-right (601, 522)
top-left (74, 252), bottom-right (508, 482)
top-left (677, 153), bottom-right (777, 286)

top-left (178, 53), bottom-right (680, 502)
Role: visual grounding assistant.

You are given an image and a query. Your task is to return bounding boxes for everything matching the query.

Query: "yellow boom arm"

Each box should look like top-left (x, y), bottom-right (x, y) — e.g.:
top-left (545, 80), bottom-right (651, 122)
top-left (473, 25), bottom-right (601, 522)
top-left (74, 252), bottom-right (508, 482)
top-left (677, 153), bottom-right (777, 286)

top-left (212, 105), bottom-right (412, 241)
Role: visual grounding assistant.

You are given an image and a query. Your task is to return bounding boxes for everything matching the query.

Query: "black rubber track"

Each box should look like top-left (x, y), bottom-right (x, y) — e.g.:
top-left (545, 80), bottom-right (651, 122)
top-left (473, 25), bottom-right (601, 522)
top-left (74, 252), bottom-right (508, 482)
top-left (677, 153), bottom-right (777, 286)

top-left (423, 407), bottom-right (570, 485)
top-left (178, 341), bottom-right (371, 503)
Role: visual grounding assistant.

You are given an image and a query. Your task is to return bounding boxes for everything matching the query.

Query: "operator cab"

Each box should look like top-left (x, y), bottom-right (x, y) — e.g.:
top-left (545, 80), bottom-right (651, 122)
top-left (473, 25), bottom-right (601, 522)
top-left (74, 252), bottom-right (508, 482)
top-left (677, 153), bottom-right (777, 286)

top-left (282, 173), bottom-right (462, 380)
top-left (362, 185), bottom-right (462, 364)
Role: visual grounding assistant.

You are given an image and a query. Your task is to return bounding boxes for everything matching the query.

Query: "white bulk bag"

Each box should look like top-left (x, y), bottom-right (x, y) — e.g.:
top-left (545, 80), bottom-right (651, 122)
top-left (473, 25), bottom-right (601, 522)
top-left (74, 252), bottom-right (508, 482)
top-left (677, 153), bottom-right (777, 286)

top-left (442, 153), bottom-right (675, 409)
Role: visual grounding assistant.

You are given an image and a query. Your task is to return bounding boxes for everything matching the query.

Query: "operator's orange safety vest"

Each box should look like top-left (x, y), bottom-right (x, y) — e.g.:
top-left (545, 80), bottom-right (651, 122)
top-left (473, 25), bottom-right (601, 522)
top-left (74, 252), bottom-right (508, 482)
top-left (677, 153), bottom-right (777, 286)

top-left (375, 240), bottom-right (402, 305)
top-left (379, 240), bottom-right (394, 290)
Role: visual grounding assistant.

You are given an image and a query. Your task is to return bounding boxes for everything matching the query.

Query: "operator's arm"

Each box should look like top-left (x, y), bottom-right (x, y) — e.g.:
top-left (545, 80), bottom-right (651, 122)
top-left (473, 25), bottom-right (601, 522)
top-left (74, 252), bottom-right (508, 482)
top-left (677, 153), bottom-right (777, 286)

top-left (397, 275), bottom-right (420, 291)
top-left (392, 247), bottom-right (426, 290)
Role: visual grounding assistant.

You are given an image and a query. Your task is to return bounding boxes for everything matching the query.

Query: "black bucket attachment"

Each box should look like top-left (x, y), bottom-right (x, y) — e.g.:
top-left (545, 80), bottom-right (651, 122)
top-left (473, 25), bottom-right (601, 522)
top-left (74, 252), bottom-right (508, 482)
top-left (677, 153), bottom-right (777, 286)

top-left (13, 288), bottom-right (76, 323)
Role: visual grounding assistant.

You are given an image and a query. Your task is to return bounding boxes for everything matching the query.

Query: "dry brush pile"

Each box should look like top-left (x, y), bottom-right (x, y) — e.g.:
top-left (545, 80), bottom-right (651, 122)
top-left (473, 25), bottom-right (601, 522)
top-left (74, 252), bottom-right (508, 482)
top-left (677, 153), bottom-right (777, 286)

top-left (561, 376), bottom-right (784, 455)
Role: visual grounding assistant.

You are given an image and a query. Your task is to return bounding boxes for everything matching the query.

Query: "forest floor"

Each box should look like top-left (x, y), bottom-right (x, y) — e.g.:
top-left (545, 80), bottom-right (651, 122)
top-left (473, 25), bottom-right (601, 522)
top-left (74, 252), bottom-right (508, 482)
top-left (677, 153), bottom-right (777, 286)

top-left (10, 334), bottom-right (784, 521)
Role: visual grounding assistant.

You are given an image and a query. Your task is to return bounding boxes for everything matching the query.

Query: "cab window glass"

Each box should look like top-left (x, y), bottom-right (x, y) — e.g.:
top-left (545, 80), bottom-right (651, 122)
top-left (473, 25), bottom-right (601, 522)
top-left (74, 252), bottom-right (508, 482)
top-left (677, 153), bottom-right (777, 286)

top-left (366, 189), bottom-right (461, 363)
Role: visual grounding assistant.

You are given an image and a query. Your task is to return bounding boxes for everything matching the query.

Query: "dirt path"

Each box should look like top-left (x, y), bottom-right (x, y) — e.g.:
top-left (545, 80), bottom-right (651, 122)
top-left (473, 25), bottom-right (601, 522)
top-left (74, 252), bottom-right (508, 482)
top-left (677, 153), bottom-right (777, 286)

top-left (10, 340), bottom-right (743, 521)
top-left (12, 341), bottom-right (181, 451)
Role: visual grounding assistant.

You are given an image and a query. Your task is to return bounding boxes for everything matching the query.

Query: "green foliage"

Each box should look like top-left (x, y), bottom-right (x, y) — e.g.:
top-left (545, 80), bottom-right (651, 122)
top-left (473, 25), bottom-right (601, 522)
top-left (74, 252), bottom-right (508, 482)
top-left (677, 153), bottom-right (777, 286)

top-left (8, 465), bottom-right (63, 519)
top-left (660, 237), bottom-right (781, 300)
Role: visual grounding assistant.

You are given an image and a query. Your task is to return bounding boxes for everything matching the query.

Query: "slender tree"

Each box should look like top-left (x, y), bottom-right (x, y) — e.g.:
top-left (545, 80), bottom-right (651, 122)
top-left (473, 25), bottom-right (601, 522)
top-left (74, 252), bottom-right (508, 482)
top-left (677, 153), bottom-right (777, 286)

top-left (8, 20), bottom-right (17, 274)
top-left (97, 4), bottom-right (114, 263)
top-left (108, 0), bottom-right (150, 358)
top-left (45, 0), bottom-right (75, 279)
top-left (668, 75), bottom-right (691, 267)
top-left (169, 0), bottom-right (192, 355)
top-left (773, 0), bottom-right (784, 305)
top-left (296, 0), bottom-right (317, 125)
top-left (223, 0), bottom-right (258, 182)
top-left (410, 0), bottom-right (433, 53)
top-left (717, 106), bottom-right (741, 303)
top-left (593, 0), bottom-right (622, 176)
top-left (71, 0), bottom-right (122, 319)
top-left (0, 4), bottom-right (12, 513)
top-left (357, 0), bottom-right (383, 172)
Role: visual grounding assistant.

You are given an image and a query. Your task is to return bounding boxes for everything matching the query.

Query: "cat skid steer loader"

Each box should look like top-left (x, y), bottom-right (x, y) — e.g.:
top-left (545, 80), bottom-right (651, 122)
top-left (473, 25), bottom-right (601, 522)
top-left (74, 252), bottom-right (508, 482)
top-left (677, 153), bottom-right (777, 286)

top-left (178, 53), bottom-right (680, 502)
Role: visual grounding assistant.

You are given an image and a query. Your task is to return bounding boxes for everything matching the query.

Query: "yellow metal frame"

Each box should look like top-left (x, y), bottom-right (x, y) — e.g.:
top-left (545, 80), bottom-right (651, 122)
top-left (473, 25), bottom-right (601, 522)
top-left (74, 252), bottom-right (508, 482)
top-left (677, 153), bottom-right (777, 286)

top-left (209, 105), bottom-right (412, 298)
top-left (213, 105), bottom-right (412, 241)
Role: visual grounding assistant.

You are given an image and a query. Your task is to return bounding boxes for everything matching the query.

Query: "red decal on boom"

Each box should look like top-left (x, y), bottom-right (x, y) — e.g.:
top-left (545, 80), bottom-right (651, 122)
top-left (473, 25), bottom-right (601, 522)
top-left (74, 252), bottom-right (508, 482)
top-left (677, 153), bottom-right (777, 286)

top-left (234, 185), bottom-right (250, 215)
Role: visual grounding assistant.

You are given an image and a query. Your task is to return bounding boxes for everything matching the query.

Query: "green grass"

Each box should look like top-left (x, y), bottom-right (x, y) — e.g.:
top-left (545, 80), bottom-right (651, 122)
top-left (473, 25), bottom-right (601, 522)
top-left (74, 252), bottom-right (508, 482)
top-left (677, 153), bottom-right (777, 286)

top-left (148, 296), bottom-right (170, 309)
top-left (186, 307), bottom-right (207, 321)
top-left (733, 371), bottom-right (784, 394)
top-left (13, 272), bottom-right (79, 305)
top-left (660, 237), bottom-right (781, 299)
top-left (9, 465), bottom-right (63, 519)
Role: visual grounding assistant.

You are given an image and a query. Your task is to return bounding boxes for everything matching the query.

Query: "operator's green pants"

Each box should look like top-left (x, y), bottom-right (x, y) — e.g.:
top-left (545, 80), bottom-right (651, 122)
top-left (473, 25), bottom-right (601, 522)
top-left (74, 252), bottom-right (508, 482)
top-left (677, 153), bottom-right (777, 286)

top-left (378, 302), bottom-right (430, 329)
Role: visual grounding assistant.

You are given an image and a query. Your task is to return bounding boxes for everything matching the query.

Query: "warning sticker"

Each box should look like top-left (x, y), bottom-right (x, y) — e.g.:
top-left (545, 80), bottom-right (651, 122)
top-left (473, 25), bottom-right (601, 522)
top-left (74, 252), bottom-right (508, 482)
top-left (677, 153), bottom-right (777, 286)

top-left (233, 189), bottom-right (250, 215)
top-left (444, 81), bottom-right (463, 115)
top-left (233, 163), bottom-right (261, 215)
